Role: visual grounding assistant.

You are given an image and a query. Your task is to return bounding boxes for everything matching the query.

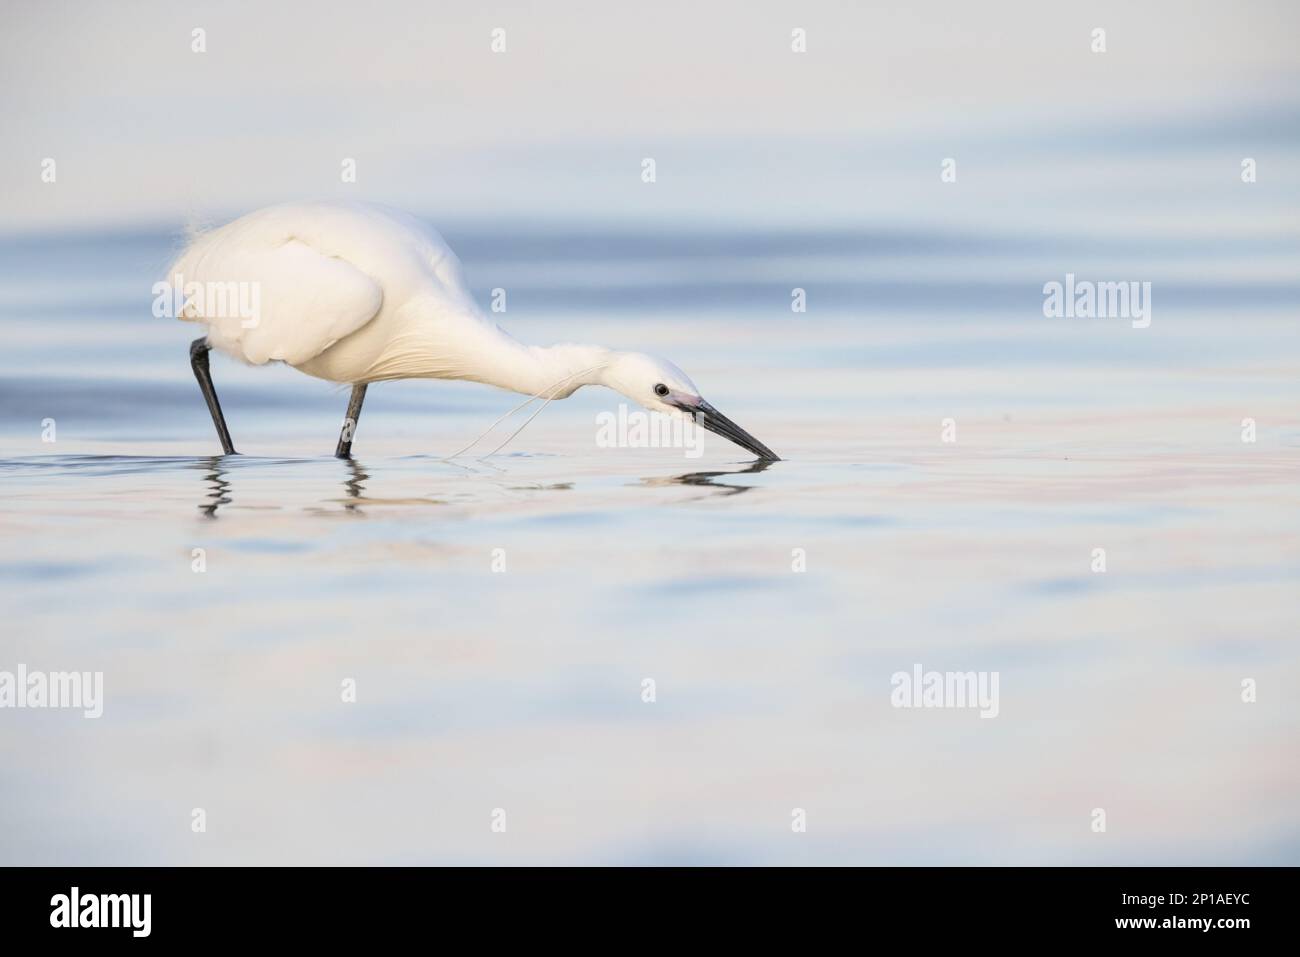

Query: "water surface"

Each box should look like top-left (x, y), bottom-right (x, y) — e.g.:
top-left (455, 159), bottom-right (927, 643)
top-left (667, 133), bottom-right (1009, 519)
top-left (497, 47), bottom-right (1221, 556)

top-left (1, 224), bottom-right (1297, 864)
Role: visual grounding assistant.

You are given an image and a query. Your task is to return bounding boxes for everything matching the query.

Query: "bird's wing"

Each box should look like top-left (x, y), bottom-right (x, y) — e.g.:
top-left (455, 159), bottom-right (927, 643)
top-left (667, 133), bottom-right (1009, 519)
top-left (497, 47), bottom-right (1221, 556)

top-left (169, 227), bottom-right (384, 366)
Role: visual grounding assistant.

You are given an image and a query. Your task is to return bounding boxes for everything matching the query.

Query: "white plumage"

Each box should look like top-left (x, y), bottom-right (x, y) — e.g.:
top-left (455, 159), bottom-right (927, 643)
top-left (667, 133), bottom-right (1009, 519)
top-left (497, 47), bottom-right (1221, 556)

top-left (172, 202), bottom-right (487, 379)
top-left (168, 201), bottom-right (778, 460)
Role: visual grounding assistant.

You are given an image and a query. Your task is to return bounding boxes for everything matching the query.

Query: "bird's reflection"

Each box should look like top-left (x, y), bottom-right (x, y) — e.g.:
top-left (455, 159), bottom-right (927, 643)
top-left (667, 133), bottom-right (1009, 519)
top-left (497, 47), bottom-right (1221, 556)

top-left (194, 457), bottom-right (769, 515)
top-left (341, 457), bottom-right (369, 512)
top-left (640, 459), bottom-right (774, 498)
top-left (194, 455), bottom-right (374, 517)
top-left (196, 455), bottom-right (232, 518)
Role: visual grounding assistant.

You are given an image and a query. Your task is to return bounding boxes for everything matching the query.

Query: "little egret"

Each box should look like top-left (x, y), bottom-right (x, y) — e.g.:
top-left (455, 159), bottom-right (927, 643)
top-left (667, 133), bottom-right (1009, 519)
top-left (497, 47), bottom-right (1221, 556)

top-left (168, 202), bottom-right (778, 460)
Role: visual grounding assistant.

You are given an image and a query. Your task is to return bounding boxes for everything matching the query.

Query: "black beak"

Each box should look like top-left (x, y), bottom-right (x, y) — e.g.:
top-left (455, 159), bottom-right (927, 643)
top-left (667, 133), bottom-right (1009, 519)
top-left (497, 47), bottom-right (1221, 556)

top-left (682, 399), bottom-right (780, 461)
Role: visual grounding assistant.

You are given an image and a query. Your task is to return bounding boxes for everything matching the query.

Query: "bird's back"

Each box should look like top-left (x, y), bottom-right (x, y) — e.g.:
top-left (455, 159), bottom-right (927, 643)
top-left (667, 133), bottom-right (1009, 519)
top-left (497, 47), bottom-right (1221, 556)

top-left (167, 202), bottom-right (483, 377)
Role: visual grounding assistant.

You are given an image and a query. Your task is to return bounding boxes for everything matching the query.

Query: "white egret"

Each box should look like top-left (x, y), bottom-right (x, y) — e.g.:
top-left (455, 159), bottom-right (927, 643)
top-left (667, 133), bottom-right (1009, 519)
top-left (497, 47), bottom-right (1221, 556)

top-left (169, 201), bottom-right (778, 460)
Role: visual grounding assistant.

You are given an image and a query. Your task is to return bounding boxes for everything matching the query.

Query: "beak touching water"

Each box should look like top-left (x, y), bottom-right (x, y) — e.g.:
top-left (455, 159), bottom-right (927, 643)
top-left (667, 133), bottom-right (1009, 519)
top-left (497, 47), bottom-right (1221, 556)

top-left (674, 397), bottom-right (780, 461)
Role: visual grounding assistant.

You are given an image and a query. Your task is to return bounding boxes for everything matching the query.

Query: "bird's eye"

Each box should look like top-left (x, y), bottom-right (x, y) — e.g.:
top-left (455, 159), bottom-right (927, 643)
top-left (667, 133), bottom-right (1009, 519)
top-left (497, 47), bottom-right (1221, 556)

top-left (654, 383), bottom-right (670, 397)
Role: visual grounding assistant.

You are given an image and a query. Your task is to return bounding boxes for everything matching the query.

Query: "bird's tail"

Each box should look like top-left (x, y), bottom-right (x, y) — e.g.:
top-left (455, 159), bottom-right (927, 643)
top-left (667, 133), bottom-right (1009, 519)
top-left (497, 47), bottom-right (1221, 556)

top-left (163, 209), bottom-right (216, 279)
top-left (182, 209), bottom-right (214, 246)
top-left (161, 211), bottom-right (223, 325)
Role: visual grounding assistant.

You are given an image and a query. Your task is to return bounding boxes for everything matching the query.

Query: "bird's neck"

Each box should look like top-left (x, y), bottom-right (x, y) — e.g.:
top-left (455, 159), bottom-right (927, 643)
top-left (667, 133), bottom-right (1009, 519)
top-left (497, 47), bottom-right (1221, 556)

top-left (453, 323), bottom-right (614, 398)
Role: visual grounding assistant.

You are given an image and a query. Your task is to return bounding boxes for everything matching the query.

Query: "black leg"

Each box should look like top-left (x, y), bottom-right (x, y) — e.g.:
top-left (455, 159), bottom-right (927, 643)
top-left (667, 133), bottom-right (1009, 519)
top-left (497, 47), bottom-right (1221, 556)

top-left (190, 337), bottom-right (236, 455)
top-left (335, 383), bottom-right (368, 458)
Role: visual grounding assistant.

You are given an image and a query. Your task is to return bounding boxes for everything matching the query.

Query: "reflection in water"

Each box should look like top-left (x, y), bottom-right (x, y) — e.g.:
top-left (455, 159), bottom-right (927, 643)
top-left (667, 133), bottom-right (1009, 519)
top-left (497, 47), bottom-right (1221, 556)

top-left (191, 455), bottom-right (771, 517)
top-left (641, 459), bottom-right (774, 498)
top-left (195, 455), bottom-right (231, 518)
top-left (342, 458), bottom-right (369, 512)
top-left (192, 455), bottom-right (452, 514)
top-left (194, 456), bottom-right (373, 517)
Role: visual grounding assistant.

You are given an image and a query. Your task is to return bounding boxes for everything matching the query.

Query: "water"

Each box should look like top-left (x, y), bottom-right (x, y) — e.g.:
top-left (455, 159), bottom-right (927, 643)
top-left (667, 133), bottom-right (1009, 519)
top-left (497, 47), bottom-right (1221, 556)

top-left (1, 222), bottom-right (1297, 865)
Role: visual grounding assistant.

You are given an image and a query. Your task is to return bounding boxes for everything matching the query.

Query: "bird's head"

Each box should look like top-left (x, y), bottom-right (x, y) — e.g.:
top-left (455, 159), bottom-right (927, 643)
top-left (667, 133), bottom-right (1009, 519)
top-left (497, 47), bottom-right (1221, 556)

top-left (598, 352), bottom-right (780, 460)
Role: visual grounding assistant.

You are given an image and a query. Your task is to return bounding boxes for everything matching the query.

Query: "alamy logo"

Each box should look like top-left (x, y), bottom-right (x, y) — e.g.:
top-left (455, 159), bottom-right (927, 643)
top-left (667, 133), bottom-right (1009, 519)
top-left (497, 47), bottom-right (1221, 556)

top-left (596, 405), bottom-right (704, 458)
top-left (1042, 273), bottom-right (1151, 328)
top-left (890, 664), bottom-right (999, 718)
top-left (152, 274), bottom-right (261, 329)
top-left (50, 887), bottom-right (151, 937)
top-left (0, 665), bottom-right (103, 718)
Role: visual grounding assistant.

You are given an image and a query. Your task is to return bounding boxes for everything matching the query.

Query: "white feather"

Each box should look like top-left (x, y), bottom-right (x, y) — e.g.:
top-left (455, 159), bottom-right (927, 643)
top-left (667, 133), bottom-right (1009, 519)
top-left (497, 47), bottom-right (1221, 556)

top-left (168, 201), bottom-right (482, 375)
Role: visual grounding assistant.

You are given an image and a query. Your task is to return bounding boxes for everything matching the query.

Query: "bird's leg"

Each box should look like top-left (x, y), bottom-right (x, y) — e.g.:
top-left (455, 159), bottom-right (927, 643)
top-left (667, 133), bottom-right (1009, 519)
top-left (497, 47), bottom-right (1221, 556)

top-left (335, 383), bottom-right (368, 458)
top-left (189, 337), bottom-right (237, 455)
